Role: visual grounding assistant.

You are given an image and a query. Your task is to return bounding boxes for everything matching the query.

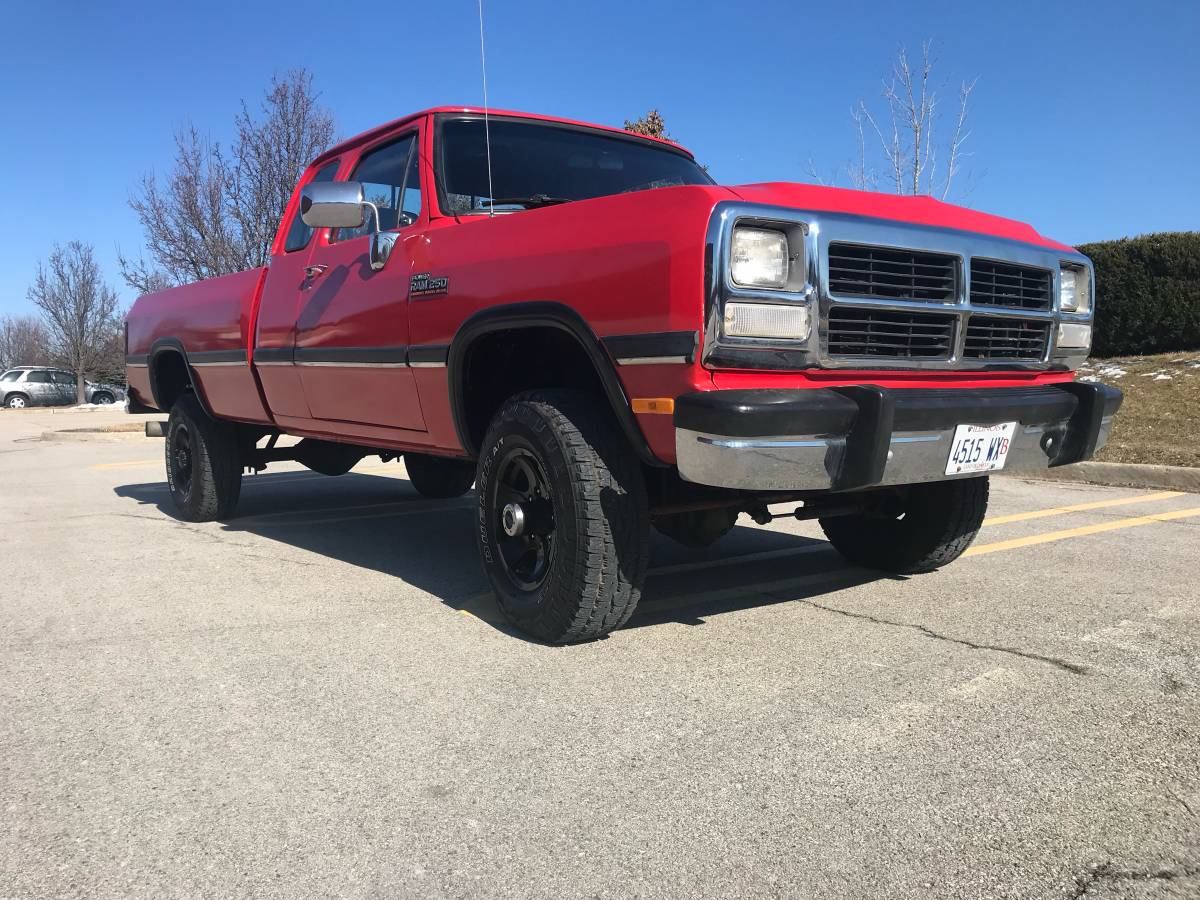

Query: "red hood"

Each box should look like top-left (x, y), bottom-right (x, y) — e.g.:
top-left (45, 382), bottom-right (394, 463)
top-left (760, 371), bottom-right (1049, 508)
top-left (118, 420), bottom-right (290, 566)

top-left (727, 182), bottom-right (1075, 253)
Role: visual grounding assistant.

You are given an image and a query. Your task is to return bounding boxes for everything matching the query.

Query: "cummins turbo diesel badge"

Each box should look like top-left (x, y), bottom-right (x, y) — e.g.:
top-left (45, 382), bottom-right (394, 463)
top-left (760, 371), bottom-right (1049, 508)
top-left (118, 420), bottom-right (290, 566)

top-left (410, 273), bottom-right (449, 297)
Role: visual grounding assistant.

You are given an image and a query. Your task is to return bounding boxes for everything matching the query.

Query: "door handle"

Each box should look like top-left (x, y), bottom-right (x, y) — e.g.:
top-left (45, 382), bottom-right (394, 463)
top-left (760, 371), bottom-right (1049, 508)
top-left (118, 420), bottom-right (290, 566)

top-left (305, 264), bottom-right (328, 279)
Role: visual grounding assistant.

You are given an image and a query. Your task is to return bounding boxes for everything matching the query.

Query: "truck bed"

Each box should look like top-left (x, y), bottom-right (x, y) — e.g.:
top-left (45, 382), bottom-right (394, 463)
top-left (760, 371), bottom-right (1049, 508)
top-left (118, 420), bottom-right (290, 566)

top-left (125, 267), bottom-right (272, 424)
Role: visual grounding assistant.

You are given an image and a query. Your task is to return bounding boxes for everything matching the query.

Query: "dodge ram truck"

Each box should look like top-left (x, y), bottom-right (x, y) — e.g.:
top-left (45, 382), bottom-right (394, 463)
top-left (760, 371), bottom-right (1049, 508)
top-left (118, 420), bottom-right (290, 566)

top-left (125, 105), bottom-right (1122, 643)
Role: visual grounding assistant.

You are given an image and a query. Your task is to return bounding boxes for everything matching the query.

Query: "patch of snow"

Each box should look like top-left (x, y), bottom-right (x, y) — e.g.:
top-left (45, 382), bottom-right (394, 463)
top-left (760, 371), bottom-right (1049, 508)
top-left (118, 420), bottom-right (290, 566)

top-left (1078, 375), bottom-right (1099, 382)
top-left (1154, 374), bottom-right (1173, 381)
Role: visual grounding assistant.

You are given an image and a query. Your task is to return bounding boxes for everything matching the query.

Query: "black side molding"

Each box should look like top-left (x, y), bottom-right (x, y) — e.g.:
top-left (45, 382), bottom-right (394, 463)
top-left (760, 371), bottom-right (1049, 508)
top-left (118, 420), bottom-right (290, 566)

top-left (407, 344), bottom-right (450, 367)
top-left (293, 346), bottom-right (409, 366)
top-left (601, 331), bottom-right (697, 365)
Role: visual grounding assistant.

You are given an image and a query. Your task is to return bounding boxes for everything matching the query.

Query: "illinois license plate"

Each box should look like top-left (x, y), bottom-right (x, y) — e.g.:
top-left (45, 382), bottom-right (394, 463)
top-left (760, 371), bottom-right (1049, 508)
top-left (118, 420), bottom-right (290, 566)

top-left (944, 422), bottom-right (1017, 475)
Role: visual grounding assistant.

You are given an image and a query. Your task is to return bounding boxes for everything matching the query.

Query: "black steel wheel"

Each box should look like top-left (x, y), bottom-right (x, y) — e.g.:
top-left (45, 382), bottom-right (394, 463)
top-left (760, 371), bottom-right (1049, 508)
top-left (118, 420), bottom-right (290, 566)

top-left (164, 394), bottom-right (242, 521)
top-left (475, 389), bottom-right (650, 644)
top-left (492, 447), bottom-right (556, 590)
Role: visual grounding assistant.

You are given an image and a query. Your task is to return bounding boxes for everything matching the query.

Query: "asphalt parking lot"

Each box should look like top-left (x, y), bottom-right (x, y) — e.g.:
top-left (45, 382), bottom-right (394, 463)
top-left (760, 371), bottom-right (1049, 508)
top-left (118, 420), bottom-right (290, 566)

top-left (2, 408), bottom-right (1198, 899)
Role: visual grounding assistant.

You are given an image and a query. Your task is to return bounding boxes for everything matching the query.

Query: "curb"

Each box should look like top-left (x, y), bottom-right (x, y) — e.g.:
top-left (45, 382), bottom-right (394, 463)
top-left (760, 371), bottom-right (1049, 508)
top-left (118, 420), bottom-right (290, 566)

top-left (40, 424), bottom-right (147, 443)
top-left (1010, 461), bottom-right (1200, 493)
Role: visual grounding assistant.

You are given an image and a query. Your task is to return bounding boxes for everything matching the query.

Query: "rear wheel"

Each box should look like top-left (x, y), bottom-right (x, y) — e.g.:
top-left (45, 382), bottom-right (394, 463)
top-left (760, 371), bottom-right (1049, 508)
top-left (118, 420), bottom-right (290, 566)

top-left (92, 391), bottom-right (115, 405)
top-left (476, 390), bottom-right (650, 644)
top-left (405, 453), bottom-right (476, 499)
top-left (819, 476), bottom-right (989, 574)
top-left (5, 393), bottom-right (29, 409)
top-left (165, 394), bottom-right (242, 521)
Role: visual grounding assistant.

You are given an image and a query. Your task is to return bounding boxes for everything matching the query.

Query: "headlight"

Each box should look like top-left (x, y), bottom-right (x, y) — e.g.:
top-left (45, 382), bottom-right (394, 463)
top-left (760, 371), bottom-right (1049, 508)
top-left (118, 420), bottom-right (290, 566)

top-left (1059, 265), bottom-right (1091, 313)
top-left (723, 302), bottom-right (810, 340)
top-left (730, 227), bottom-right (789, 289)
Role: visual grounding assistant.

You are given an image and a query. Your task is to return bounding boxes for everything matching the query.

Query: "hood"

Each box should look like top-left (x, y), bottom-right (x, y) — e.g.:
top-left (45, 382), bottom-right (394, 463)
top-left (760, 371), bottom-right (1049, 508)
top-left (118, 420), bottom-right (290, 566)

top-left (726, 182), bottom-right (1075, 253)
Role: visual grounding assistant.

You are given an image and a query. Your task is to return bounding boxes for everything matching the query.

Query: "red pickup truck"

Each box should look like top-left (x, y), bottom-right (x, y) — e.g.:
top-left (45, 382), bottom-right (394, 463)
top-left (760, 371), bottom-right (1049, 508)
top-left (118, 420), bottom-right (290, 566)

top-left (126, 105), bottom-right (1121, 643)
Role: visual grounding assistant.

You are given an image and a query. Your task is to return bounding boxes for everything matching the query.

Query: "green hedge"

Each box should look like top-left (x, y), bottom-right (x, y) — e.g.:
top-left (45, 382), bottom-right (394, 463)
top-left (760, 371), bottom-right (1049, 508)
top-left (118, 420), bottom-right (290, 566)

top-left (1078, 231), bottom-right (1200, 357)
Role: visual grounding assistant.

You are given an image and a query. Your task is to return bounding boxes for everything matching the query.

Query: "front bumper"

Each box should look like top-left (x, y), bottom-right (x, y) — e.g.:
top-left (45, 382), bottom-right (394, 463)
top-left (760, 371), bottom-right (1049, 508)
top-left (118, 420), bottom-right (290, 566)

top-left (675, 382), bottom-right (1123, 492)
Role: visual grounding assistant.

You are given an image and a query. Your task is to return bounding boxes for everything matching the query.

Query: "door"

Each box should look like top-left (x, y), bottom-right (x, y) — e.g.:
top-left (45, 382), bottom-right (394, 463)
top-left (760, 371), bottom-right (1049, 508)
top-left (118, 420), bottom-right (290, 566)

top-left (293, 131), bottom-right (425, 431)
top-left (52, 371), bottom-right (77, 404)
top-left (254, 157), bottom-right (343, 420)
top-left (23, 370), bottom-right (55, 405)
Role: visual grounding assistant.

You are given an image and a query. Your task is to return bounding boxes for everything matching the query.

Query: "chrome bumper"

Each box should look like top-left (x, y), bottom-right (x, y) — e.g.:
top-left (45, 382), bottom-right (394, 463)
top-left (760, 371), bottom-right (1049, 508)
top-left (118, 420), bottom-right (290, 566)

top-left (675, 383), bottom-right (1122, 492)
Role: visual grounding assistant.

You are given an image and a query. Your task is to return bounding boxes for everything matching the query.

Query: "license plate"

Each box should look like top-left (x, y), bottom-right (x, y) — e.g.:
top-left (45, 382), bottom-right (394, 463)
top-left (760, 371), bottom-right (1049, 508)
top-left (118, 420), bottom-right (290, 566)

top-left (945, 421), bottom-right (1017, 475)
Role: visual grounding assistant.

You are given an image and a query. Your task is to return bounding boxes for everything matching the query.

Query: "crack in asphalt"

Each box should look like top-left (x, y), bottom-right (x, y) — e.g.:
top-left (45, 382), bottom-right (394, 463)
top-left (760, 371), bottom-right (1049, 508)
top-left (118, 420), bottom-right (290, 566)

top-left (1070, 861), bottom-right (1200, 898)
top-left (788, 596), bottom-right (1091, 675)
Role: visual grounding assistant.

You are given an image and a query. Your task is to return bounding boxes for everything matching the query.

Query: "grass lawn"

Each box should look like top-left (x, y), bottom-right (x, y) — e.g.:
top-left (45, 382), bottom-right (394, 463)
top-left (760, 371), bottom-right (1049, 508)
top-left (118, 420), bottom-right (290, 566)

top-left (1077, 351), bottom-right (1200, 467)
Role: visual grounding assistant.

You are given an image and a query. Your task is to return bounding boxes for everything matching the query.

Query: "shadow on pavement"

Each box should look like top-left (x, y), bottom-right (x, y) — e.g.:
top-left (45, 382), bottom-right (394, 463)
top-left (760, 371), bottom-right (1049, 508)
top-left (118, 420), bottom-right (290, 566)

top-left (114, 469), bottom-right (888, 641)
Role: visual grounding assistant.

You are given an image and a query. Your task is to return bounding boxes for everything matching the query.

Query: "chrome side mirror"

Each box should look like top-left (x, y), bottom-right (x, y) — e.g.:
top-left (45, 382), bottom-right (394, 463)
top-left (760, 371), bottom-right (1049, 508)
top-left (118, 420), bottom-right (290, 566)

top-left (300, 181), bottom-right (367, 228)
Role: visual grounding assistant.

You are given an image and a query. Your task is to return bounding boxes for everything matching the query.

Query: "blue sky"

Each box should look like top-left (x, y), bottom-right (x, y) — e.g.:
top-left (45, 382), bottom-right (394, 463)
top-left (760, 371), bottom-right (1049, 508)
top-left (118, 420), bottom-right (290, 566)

top-left (1, 0), bottom-right (1197, 315)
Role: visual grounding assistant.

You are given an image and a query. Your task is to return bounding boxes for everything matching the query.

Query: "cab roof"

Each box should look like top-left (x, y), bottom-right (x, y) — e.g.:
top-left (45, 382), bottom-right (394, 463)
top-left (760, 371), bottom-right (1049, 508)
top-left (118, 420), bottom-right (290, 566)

top-left (311, 106), bottom-right (695, 168)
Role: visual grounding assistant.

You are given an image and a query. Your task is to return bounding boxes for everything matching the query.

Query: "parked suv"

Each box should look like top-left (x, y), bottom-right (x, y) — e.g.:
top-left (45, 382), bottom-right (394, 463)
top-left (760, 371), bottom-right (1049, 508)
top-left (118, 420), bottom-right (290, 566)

top-left (0, 367), bottom-right (125, 409)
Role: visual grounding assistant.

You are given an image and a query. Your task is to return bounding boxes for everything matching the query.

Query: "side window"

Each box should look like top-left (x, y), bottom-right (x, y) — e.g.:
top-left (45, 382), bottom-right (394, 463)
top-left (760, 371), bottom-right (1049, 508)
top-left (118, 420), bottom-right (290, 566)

top-left (26, 371), bottom-right (50, 384)
top-left (334, 134), bottom-right (419, 242)
top-left (53, 372), bottom-right (75, 385)
top-left (284, 161), bottom-right (340, 252)
top-left (0, 371), bottom-right (22, 382)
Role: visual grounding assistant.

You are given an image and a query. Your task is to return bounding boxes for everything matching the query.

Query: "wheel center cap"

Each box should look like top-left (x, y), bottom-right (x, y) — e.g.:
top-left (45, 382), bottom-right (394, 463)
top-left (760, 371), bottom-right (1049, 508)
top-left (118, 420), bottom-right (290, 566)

top-left (501, 503), bottom-right (525, 537)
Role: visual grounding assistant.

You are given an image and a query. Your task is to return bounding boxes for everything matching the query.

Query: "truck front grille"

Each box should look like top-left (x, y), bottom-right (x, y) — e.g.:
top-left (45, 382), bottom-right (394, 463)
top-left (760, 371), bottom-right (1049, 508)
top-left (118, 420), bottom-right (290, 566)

top-left (828, 243), bottom-right (957, 303)
top-left (963, 316), bottom-right (1050, 360)
top-left (969, 259), bottom-right (1052, 310)
top-left (827, 307), bottom-right (956, 359)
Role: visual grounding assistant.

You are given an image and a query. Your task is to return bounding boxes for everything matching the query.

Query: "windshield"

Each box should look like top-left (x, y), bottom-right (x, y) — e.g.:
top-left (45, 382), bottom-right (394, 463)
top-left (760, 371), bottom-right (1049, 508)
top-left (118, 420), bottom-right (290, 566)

top-left (437, 117), bottom-right (712, 214)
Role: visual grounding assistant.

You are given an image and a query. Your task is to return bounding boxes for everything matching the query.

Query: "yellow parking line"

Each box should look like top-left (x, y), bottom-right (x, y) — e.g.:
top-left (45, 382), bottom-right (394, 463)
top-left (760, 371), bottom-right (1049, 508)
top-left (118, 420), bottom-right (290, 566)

top-left (965, 507), bottom-right (1200, 557)
top-left (982, 491), bottom-right (1184, 526)
top-left (89, 458), bottom-right (160, 470)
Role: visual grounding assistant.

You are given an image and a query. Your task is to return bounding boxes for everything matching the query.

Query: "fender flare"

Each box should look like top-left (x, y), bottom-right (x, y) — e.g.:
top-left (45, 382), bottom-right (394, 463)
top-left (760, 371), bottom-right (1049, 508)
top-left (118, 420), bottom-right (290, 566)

top-left (446, 302), bottom-right (665, 466)
top-left (148, 338), bottom-right (215, 417)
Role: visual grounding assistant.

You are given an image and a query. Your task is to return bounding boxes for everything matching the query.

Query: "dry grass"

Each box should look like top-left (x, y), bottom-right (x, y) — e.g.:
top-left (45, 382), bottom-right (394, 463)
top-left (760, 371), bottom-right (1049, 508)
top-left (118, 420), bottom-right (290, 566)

top-left (1078, 352), bottom-right (1200, 467)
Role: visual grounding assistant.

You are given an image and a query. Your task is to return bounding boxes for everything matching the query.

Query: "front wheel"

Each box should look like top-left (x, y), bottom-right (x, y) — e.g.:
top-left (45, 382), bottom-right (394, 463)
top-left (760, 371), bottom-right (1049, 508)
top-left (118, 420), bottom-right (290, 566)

top-left (819, 476), bottom-right (989, 574)
top-left (475, 390), bottom-right (650, 644)
top-left (165, 394), bottom-right (242, 521)
top-left (92, 391), bottom-right (115, 405)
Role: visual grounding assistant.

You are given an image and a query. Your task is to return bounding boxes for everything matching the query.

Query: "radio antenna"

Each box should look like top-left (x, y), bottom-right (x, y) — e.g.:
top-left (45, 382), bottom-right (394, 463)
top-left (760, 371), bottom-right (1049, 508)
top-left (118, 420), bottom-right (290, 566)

top-left (477, 0), bottom-right (496, 218)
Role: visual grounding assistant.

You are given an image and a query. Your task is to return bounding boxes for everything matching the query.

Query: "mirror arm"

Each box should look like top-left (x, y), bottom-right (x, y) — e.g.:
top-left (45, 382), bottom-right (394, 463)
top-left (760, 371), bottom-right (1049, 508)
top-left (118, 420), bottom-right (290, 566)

top-left (362, 200), bottom-right (382, 234)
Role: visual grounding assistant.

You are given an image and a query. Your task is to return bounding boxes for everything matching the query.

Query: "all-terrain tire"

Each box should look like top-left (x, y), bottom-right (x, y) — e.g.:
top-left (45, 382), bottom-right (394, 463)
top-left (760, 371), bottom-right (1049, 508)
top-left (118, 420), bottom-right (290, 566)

top-left (819, 476), bottom-right (989, 574)
top-left (475, 390), bottom-right (650, 644)
top-left (165, 394), bottom-right (242, 521)
top-left (405, 453), bottom-right (476, 499)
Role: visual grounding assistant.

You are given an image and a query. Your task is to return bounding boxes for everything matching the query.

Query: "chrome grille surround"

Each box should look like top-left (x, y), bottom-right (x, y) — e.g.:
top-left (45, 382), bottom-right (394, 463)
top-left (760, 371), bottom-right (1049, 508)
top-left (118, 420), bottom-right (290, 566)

top-left (702, 201), bottom-right (1095, 372)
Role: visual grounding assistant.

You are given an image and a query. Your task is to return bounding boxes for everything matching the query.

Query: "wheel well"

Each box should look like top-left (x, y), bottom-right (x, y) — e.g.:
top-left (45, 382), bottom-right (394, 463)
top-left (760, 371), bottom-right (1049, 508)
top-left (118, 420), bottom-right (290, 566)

top-left (459, 327), bottom-right (607, 451)
top-left (150, 350), bottom-right (192, 411)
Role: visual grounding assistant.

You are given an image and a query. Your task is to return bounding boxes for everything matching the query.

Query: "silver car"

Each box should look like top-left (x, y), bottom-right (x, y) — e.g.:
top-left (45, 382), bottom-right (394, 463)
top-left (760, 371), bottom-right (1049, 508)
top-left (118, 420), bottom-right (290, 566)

top-left (0, 366), bottom-right (125, 409)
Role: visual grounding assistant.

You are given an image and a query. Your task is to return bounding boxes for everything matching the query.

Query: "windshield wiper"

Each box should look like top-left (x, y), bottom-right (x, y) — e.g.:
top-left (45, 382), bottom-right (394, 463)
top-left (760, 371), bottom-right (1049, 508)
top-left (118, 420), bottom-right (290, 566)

top-left (480, 194), bottom-right (573, 210)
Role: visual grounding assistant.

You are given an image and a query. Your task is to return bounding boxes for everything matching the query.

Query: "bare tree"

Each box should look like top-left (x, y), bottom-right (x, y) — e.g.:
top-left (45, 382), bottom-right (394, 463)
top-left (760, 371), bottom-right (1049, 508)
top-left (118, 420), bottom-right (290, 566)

top-left (844, 41), bottom-right (977, 199)
top-left (28, 242), bottom-right (122, 403)
top-left (120, 69), bottom-right (336, 294)
top-left (0, 315), bottom-right (54, 371)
